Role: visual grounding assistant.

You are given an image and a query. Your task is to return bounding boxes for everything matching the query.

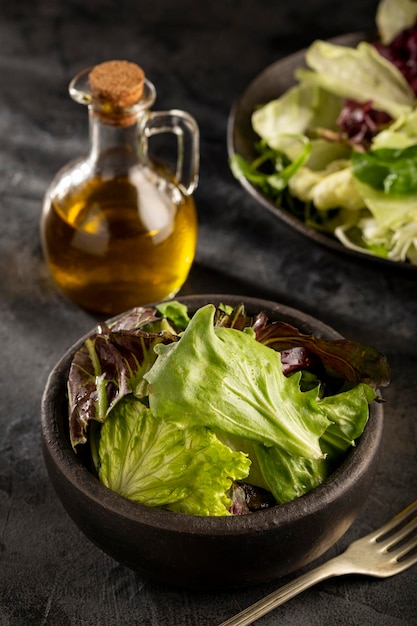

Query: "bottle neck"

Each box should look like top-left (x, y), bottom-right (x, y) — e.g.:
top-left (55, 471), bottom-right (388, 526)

top-left (88, 107), bottom-right (147, 176)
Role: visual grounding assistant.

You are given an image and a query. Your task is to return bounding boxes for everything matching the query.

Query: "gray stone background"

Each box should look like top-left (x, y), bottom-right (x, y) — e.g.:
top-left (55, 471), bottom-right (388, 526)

top-left (0, 1), bottom-right (416, 624)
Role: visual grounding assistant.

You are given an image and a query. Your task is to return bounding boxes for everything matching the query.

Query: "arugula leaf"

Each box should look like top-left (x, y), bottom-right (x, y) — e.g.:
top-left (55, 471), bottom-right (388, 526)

top-left (230, 136), bottom-right (311, 203)
top-left (98, 396), bottom-right (250, 516)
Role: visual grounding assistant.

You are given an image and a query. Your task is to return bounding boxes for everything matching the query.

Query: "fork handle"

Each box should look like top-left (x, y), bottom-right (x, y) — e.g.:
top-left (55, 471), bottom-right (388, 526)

top-left (218, 556), bottom-right (351, 626)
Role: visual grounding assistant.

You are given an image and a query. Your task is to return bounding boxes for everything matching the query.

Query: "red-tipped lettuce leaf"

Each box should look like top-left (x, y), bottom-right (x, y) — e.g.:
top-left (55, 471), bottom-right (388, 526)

top-left (254, 319), bottom-right (390, 388)
top-left (68, 324), bottom-right (177, 448)
top-left (108, 306), bottom-right (161, 331)
top-left (213, 304), bottom-right (389, 388)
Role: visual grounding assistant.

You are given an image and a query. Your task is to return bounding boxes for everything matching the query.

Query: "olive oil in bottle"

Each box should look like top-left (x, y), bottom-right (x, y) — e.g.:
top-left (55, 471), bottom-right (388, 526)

top-left (41, 60), bottom-right (199, 314)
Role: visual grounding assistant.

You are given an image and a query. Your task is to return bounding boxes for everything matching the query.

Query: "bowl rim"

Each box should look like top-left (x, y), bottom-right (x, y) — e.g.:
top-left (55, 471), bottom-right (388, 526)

top-left (41, 294), bottom-right (384, 535)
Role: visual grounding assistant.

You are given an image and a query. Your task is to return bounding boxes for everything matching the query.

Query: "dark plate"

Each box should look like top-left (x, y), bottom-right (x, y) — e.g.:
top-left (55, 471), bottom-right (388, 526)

top-left (227, 32), bottom-right (417, 274)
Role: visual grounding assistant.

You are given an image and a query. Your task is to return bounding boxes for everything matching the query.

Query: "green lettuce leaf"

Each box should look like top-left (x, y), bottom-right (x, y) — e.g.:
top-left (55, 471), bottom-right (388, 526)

top-left (372, 108), bottom-right (417, 151)
top-left (356, 183), bottom-right (417, 229)
top-left (296, 40), bottom-right (414, 119)
top-left (376, 0), bottom-right (417, 45)
top-left (255, 445), bottom-right (329, 504)
top-left (254, 381), bottom-right (375, 503)
top-left (252, 82), bottom-right (342, 161)
top-left (335, 187), bottom-right (417, 263)
top-left (145, 304), bottom-right (330, 459)
top-left (289, 161), bottom-right (365, 211)
top-left (98, 396), bottom-right (250, 516)
top-left (318, 382), bottom-right (375, 455)
top-left (155, 300), bottom-right (191, 331)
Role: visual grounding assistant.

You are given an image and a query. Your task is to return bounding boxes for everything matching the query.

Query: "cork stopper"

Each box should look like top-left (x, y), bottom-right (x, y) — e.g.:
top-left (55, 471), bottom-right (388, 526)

top-left (88, 60), bottom-right (145, 125)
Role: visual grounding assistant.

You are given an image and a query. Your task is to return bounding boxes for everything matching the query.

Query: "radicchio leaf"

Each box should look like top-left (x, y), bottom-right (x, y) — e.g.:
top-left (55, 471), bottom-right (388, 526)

top-left (336, 98), bottom-right (391, 146)
top-left (374, 22), bottom-right (417, 95)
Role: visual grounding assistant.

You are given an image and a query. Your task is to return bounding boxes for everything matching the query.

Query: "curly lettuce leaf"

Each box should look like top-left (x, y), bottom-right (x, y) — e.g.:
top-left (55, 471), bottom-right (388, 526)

top-left (98, 396), bottom-right (250, 516)
top-left (296, 40), bottom-right (414, 119)
top-left (145, 304), bottom-right (331, 459)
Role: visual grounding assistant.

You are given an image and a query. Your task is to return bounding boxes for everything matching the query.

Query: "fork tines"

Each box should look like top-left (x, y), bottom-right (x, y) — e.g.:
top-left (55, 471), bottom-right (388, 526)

top-left (373, 500), bottom-right (417, 566)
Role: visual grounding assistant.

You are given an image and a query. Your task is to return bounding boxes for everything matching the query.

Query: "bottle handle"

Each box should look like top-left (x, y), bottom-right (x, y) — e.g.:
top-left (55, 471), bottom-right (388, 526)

top-left (142, 110), bottom-right (200, 196)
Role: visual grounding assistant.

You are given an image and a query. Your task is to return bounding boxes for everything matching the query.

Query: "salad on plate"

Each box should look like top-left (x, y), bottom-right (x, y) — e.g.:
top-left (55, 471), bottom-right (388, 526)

top-left (230, 0), bottom-right (417, 265)
top-left (68, 300), bottom-right (389, 517)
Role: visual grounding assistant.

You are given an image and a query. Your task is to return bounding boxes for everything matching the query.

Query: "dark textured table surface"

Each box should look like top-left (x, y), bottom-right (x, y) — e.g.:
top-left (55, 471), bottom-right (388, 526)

top-left (1, 1), bottom-right (416, 624)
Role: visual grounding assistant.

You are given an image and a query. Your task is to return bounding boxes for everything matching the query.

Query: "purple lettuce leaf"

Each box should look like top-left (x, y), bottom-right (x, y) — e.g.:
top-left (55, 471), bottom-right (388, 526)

top-left (253, 318), bottom-right (390, 389)
top-left (211, 304), bottom-right (389, 388)
top-left (108, 306), bottom-right (161, 331)
top-left (68, 323), bottom-right (177, 448)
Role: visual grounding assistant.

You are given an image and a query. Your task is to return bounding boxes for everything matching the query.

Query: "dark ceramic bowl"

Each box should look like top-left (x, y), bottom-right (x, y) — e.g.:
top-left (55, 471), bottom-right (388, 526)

top-left (41, 295), bottom-right (384, 589)
top-left (227, 32), bottom-right (416, 275)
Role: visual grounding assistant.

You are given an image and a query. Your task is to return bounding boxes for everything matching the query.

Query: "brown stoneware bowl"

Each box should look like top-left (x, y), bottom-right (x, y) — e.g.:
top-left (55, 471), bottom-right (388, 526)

top-left (41, 295), bottom-right (384, 589)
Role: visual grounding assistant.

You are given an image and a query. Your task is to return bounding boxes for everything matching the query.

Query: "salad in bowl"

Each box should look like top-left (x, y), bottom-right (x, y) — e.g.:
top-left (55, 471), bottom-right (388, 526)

top-left (67, 298), bottom-right (389, 517)
top-left (230, 0), bottom-right (417, 265)
top-left (41, 295), bottom-right (388, 587)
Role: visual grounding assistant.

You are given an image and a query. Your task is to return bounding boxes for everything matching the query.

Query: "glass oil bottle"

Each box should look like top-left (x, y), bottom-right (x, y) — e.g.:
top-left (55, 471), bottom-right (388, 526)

top-left (41, 60), bottom-right (199, 314)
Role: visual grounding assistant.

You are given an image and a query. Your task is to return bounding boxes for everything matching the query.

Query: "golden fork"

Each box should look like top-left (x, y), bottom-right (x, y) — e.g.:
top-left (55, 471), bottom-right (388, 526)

top-left (219, 500), bottom-right (417, 626)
